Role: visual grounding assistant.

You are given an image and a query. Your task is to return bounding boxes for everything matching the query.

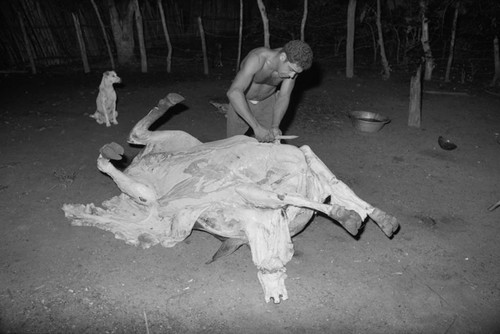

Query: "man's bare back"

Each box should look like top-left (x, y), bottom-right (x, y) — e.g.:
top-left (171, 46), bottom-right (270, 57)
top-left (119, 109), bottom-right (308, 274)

top-left (240, 48), bottom-right (286, 101)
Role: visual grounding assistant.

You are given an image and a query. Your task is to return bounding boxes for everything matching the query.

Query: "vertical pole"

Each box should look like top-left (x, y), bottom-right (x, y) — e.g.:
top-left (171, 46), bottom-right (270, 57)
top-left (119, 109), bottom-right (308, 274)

top-left (490, 35), bottom-right (499, 86)
top-left (300, 0), bottom-right (308, 42)
top-left (346, 0), bottom-right (356, 78)
top-left (90, 0), bottom-right (115, 69)
top-left (236, 0), bottom-right (243, 71)
top-left (18, 12), bottom-right (36, 74)
top-left (376, 0), bottom-right (390, 79)
top-left (420, 0), bottom-right (434, 81)
top-left (445, 2), bottom-right (459, 83)
top-left (158, 0), bottom-right (173, 73)
top-left (198, 16), bottom-right (209, 76)
top-left (72, 12), bottom-right (90, 73)
top-left (256, 0), bottom-right (270, 48)
top-left (134, 0), bottom-right (147, 73)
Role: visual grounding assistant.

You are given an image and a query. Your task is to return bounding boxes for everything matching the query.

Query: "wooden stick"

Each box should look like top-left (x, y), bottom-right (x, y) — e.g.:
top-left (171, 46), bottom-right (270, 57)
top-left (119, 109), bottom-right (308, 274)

top-left (236, 0), bottom-right (243, 71)
top-left (490, 35), bottom-right (499, 87)
top-left (158, 0), bottom-right (173, 73)
top-left (423, 90), bottom-right (469, 96)
top-left (90, 0), bottom-right (115, 69)
top-left (346, 0), bottom-right (356, 78)
top-left (197, 16), bottom-right (209, 76)
top-left (256, 0), bottom-right (270, 48)
top-left (300, 0), bottom-right (308, 42)
top-left (488, 200), bottom-right (500, 211)
top-left (18, 12), bottom-right (36, 74)
top-left (444, 2), bottom-right (459, 82)
top-left (72, 12), bottom-right (90, 73)
top-left (134, 0), bottom-right (147, 73)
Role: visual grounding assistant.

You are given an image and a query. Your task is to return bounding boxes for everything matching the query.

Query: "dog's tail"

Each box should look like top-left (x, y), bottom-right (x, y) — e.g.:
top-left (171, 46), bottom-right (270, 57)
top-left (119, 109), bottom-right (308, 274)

top-left (128, 93), bottom-right (184, 145)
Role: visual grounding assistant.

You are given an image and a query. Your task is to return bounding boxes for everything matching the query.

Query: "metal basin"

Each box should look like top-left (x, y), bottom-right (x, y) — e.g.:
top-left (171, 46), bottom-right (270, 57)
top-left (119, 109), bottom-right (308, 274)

top-left (348, 111), bottom-right (391, 133)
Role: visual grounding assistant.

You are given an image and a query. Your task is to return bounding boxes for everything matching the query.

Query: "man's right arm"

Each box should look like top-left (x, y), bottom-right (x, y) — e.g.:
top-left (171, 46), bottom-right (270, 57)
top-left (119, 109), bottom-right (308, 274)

top-left (226, 54), bottom-right (273, 142)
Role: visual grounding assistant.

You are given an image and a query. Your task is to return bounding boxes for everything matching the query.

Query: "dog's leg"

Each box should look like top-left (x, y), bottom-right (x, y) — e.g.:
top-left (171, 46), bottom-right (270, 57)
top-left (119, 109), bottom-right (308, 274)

top-left (102, 98), bottom-right (111, 127)
top-left (111, 100), bottom-right (118, 125)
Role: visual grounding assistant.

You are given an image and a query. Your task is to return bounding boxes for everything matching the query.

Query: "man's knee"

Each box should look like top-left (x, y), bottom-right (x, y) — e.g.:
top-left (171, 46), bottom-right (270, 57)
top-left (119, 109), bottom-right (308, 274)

top-left (227, 107), bottom-right (248, 137)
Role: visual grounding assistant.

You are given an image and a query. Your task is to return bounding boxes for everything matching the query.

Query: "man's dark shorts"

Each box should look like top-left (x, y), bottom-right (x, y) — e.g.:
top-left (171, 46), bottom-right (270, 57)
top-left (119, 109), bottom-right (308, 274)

top-left (226, 93), bottom-right (277, 137)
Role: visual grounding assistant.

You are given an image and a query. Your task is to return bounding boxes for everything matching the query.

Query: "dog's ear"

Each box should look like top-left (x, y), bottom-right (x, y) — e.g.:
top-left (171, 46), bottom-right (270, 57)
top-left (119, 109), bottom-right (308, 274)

top-left (103, 71), bottom-right (110, 76)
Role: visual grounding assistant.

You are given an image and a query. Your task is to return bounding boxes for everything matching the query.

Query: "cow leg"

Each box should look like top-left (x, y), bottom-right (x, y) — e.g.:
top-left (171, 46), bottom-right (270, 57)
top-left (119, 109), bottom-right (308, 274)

top-left (97, 155), bottom-right (157, 206)
top-left (127, 93), bottom-right (202, 155)
top-left (244, 209), bottom-right (293, 303)
top-left (299, 145), bottom-right (399, 237)
top-left (235, 184), bottom-right (362, 236)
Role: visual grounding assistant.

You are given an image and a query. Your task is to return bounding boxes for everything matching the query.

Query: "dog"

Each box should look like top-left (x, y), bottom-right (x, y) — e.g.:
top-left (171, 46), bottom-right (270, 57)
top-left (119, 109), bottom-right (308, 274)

top-left (90, 71), bottom-right (121, 127)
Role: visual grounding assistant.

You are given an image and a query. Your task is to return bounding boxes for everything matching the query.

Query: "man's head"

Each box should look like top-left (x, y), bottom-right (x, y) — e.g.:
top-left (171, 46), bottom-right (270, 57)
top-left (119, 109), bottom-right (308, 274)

top-left (278, 40), bottom-right (313, 79)
top-left (282, 40), bottom-right (313, 70)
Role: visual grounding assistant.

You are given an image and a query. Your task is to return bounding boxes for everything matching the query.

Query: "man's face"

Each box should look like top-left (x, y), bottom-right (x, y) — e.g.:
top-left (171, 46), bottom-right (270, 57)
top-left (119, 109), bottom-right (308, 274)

top-left (278, 61), bottom-right (303, 79)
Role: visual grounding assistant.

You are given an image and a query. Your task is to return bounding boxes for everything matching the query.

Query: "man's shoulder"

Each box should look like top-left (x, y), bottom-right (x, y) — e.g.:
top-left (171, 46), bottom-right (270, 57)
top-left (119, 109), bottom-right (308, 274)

top-left (249, 47), bottom-right (280, 58)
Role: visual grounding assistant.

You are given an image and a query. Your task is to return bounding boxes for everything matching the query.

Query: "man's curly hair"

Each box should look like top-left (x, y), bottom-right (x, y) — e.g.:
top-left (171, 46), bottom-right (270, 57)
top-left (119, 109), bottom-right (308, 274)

top-left (282, 40), bottom-right (313, 70)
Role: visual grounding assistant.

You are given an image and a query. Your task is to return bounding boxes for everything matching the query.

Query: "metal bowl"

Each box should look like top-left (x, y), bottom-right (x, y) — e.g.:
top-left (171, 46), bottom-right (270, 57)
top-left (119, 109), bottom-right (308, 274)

top-left (348, 111), bottom-right (391, 133)
top-left (438, 136), bottom-right (457, 150)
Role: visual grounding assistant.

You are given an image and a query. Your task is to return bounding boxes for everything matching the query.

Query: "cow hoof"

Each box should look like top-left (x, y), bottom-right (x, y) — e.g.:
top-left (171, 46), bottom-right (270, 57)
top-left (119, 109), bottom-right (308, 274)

top-left (330, 205), bottom-right (362, 236)
top-left (99, 142), bottom-right (124, 160)
top-left (370, 208), bottom-right (399, 237)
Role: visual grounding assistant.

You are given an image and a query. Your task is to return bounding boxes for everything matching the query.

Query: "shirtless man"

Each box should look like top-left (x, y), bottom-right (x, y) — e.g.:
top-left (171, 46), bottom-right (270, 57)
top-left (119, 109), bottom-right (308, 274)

top-left (226, 40), bottom-right (313, 142)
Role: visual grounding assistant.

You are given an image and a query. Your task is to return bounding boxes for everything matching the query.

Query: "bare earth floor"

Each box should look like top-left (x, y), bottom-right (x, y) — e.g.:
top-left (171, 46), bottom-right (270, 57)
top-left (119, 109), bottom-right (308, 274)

top-left (0, 66), bottom-right (499, 333)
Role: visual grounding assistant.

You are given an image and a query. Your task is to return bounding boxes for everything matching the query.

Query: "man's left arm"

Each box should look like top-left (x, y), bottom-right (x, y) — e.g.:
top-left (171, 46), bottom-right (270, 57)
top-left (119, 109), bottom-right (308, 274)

top-left (271, 78), bottom-right (296, 131)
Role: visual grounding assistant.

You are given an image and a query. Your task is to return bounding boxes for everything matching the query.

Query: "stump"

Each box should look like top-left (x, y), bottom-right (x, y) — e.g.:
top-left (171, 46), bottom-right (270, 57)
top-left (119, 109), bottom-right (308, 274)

top-left (408, 65), bottom-right (422, 128)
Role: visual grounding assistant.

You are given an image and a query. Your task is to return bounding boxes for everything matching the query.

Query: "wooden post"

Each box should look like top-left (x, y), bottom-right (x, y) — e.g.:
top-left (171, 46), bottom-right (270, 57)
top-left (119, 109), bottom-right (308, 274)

top-left (490, 35), bottom-right (499, 87)
top-left (90, 0), bottom-right (115, 69)
top-left (408, 65), bottom-right (422, 128)
top-left (256, 0), bottom-right (270, 48)
top-left (158, 0), bottom-right (173, 73)
top-left (197, 16), bottom-right (209, 76)
top-left (346, 0), bottom-right (356, 78)
top-left (18, 12), bottom-right (36, 74)
top-left (420, 0), bottom-right (434, 81)
top-left (236, 0), bottom-right (243, 71)
top-left (72, 12), bottom-right (90, 73)
top-left (376, 0), bottom-right (390, 79)
top-left (445, 2), bottom-right (459, 82)
top-left (134, 0), bottom-right (147, 73)
top-left (300, 0), bottom-right (308, 42)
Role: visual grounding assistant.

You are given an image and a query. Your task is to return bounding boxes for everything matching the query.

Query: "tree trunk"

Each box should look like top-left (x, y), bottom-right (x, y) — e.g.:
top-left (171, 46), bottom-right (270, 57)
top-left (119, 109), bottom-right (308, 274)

top-left (90, 0), bottom-right (115, 69)
top-left (256, 0), bottom-right (270, 48)
top-left (420, 0), bottom-right (434, 81)
top-left (300, 0), bottom-right (308, 42)
top-left (236, 0), bottom-right (243, 71)
top-left (72, 12), bottom-right (90, 73)
top-left (198, 17), bottom-right (209, 76)
top-left (491, 36), bottom-right (500, 86)
top-left (445, 2), bottom-right (459, 83)
top-left (376, 0), bottom-right (390, 79)
top-left (158, 0), bottom-right (172, 73)
top-left (346, 0), bottom-right (356, 78)
top-left (133, 0), bottom-right (147, 73)
top-left (109, 0), bottom-right (136, 65)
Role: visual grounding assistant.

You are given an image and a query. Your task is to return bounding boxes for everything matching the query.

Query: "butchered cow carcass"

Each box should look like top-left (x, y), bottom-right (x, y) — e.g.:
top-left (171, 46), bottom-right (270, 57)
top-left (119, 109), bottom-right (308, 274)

top-left (63, 93), bottom-right (399, 303)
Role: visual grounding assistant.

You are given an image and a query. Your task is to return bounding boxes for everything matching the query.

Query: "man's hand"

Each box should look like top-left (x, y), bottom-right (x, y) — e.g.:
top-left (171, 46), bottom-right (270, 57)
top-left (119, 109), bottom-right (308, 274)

top-left (254, 125), bottom-right (274, 142)
top-left (271, 127), bottom-right (282, 138)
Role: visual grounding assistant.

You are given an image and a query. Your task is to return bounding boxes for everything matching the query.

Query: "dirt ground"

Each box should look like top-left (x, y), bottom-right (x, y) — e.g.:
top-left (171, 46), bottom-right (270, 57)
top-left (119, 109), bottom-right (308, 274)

top-left (1, 64), bottom-right (499, 334)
